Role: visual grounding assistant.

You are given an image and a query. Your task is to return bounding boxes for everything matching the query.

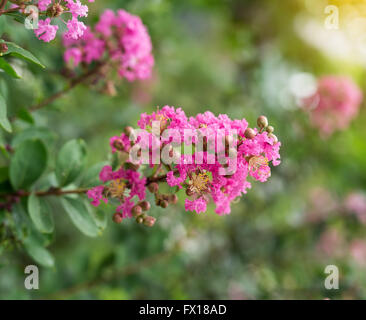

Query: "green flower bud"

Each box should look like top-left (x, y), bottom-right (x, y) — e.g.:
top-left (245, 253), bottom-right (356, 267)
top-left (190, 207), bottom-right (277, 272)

top-left (257, 115), bottom-right (268, 129)
top-left (244, 128), bottom-right (256, 139)
top-left (266, 126), bottom-right (274, 134)
top-left (113, 212), bottom-right (123, 224)
top-left (0, 43), bottom-right (8, 55)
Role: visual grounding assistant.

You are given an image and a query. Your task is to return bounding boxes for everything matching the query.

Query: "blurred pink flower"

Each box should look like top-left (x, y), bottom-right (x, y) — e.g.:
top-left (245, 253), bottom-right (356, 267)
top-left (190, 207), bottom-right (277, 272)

top-left (303, 76), bottom-right (363, 138)
top-left (305, 187), bottom-right (338, 223)
top-left (63, 9), bottom-right (154, 82)
top-left (344, 192), bottom-right (366, 224)
top-left (317, 228), bottom-right (345, 258)
top-left (350, 240), bottom-right (366, 266)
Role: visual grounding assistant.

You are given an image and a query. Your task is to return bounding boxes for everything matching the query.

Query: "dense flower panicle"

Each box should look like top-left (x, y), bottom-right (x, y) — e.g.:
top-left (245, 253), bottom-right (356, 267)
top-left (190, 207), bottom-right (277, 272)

top-left (63, 9), bottom-right (154, 82)
top-left (63, 27), bottom-right (105, 66)
top-left (303, 76), bottom-right (363, 137)
top-left (87, 107), bottom-right (281, 225)
top-left (13, 0), bottom-right (94, 42)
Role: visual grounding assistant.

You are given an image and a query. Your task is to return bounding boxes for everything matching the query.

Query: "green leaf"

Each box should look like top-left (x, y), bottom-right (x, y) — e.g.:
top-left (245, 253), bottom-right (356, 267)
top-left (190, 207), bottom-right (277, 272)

top-left (0, 93), bottom-right (12, 132)
top-left (10, 139), bottom-right (47, 190)
top-left (3, 12), bottom-right (25, 24)
top-left (93, 209), bottom-right (108, 230)
top-left (2, 41), bottom-right (45, 69)
top-left (61, 197), bottom-right (99, 237)
top-left (85, 200), bottom-right (108, 231)
top-left (0, 58), bottom-right (21, 78)
top-left (16, 108), bottom-right (34, 124)
top-left (28, 194), bottom-right (54, 234)
top-left (0, 77), bottom-right (8, 99)
top-left (0, 167), bottom-right (8, 184)
top-left (56, 139), bottom-right (87, 187)
top-left (24, 235), bottom-right (55, 268)
top-left (80, 162), bottom-right (108, 187)
top-left (12, 127), bottom-right (57, 148)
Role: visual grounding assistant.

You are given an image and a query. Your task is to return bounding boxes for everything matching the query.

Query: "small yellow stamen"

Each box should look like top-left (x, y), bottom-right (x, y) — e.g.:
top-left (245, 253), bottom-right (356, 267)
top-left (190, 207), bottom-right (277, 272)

top-left (248, 156), bottom-right (268, 172)
top-left (188, 172), bottom-right (210, 194)
top-left (107, 179), bottom-right (127, 199)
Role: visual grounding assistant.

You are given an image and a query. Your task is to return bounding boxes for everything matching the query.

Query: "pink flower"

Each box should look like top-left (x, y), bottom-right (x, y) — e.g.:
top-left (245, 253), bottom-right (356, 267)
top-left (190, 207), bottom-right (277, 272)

top-left (303, 76), bottom-right (363, 138)
top-left (38, 0), bottom-right (52, 11)
top-left (350, 240), bottom-right (366, 266)
top-left (344, 192), bottom-right (366, 224)
top-left (64, 17), bottom-right (87, 40)
top-left (99, 165), bottom-right (113, 182)
top-left (88, 108), bottom-right (281, 220)
top-left (185, 198), bottom-right (207, 214)
top-left (87, 185), bottom-right (107, 206)
top-left (305, 187), bottom-right (338, 223)
top-left (64, 47), bottom-right (82, 67)
top-left (63, 27), bottom-right (105, 66)
top-left (63, 8), bottom-right (154, 82)
top-left (34, 18), bottom-right (58, 42)
top-left (109, 134), bottom-right (131, 153)
top-left (317, 228), bottom-right (345, 258)
top-left (65, 0), bottom-right (89, 18)
top-left (25, 1), bottom-right (92, 42)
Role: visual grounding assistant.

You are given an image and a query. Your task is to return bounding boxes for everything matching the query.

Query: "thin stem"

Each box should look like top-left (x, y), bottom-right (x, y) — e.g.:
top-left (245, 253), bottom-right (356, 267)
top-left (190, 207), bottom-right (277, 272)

top-left (0, 171), bottom-right (177, 199)
top-left (0, 6), bottom-right (20, 15)
top-left (0, 187), bottom-right (89, 199)
top-left (146, 171), bottom-right (174, 184)
top-left (10, 63), bottom-right (106, 122)
top-left (42, 247), bottom-right (178, 299)
top-left (0, 0), bottom-right (8, 13)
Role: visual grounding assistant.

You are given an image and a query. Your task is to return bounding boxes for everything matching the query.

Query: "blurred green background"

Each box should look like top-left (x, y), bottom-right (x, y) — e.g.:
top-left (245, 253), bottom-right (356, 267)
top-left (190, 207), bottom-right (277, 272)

top-left (1, 0), bottom-right (366, 299)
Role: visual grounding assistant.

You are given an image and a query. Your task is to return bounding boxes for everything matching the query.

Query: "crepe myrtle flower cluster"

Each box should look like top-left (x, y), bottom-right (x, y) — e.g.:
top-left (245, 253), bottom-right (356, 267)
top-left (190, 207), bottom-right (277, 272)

top-left (8, 0), bottom-right (94, 42)
top-left (62, 8), bottom-right (154, 87)
top-left (87, 106), bottom-right (281, 227)
top-left (302, 76), bottom-right (363, 138)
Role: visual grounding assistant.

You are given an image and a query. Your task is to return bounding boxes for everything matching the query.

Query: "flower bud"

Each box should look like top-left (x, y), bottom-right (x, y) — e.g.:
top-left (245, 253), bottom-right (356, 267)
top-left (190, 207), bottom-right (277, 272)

top-left (125, 162), bottom-right (140, 171)
top-left (136, 216), bottom-right (144, 224)
top-left (113, 212), bottom-right (123, 224)
top-left (148, 182), bottom-right (159, 194)
top-left (139, 200), bottom-right (151, 211)
top-left (105, 80), bottom-right (117, 97)
top-left (168, 194), bottom-right (178, 204)
top-left (161, 200), bottom-right (169, 208)
top-left (186, 188), bottom-right (195, 197)
top-left (268, 133), bottom-right (278, 144)
top-left (124, 126), bottom-right (134, 137)
top-left (266, 126), bottom-right (274, 134)
top-left (257, 116), bottom-right (268, 129)
top-left (143, 216), bottom-right (156, 227)
top-left (47, 3), bottom-right (64, 17)
top-left (0, 43), bottom-right (8, 54)
top-left (244, 128), bottom-right (256, 139)
top-left (132, 205), bottom-right (143, 217)
top-left (113, 139), bottom-right (124, 151)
